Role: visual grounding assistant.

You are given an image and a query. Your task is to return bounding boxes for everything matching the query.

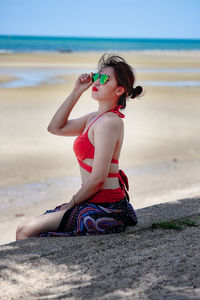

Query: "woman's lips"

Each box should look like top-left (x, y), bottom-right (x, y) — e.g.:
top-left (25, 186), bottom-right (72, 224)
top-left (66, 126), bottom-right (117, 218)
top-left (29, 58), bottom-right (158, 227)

top-left (92, 86), bottom-right (98, 91)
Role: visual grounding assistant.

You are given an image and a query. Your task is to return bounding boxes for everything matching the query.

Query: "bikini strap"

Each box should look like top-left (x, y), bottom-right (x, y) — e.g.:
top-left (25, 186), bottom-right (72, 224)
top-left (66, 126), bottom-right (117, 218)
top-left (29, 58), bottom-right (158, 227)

top-left (109, 105), bottom-right (125, 118)
top-left (86, 105), bottom-right (125, 134)
top-left (78, 158), bottom-right (119, 175)
top-left (86, 110), bottom-right (109, 133)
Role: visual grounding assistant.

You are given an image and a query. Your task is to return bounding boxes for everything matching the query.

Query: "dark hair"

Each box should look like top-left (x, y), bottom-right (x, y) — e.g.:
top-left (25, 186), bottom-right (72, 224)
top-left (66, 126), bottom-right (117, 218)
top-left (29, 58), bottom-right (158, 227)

top-left (98, 54), bottom-right (143, 109)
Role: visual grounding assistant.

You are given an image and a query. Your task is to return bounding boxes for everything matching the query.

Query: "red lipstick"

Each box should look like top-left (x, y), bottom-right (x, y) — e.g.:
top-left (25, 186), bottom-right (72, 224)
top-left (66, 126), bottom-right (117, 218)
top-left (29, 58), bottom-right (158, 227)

top-left (92, 86), bottom-right (98, 91)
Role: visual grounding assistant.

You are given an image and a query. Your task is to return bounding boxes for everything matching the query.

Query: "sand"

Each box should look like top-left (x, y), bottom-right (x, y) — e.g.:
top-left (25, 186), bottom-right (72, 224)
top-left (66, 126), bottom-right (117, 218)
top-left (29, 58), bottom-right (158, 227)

top-left (0, 51), bottom-right (200, 246)
top-left (0, 197), bottom-right (200, 299)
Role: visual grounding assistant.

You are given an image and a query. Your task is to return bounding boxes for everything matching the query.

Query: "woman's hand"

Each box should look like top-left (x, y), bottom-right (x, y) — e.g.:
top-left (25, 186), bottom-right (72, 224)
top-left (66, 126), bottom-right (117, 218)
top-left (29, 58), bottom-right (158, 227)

top-left (73, 73), bottom-right (93, 94)
top-left (59, 202), bottom-right (73, 211)
top-left (59, 196), bottom-right (76, 210)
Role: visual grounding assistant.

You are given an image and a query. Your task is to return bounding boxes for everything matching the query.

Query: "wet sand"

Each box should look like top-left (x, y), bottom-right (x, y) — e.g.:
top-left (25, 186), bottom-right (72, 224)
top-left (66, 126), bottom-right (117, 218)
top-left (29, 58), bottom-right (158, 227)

top-left (0, 51), bottom-right (200, 245)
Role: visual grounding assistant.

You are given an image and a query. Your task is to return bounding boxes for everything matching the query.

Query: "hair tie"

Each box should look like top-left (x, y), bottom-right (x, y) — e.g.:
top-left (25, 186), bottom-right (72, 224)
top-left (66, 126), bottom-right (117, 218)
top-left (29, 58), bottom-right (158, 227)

top-left (129, 86), bottom-right (143, 99)
top-left (129, 87), bottom-right (136, 99)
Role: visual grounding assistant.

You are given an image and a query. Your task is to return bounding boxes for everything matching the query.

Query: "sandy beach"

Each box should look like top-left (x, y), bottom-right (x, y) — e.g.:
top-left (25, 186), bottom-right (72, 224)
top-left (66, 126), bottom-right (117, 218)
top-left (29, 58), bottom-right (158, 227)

top-left (1, 197), bottom-right (200, 299)
top-left (0, 51), bottom-right (200, 245)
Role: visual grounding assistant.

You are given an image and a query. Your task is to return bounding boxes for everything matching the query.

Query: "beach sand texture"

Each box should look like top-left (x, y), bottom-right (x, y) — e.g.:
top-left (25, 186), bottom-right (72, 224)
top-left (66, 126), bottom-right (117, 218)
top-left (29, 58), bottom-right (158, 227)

top-left (1, 197), bottom-right (200, 299)
top-left (0, 51), bottom-right (200, 245)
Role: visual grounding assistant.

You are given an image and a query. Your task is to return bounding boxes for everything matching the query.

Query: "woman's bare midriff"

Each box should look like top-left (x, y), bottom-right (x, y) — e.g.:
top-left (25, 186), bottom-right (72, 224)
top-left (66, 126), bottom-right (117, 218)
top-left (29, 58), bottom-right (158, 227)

top-left (80, 158), bottom-right (120, 189)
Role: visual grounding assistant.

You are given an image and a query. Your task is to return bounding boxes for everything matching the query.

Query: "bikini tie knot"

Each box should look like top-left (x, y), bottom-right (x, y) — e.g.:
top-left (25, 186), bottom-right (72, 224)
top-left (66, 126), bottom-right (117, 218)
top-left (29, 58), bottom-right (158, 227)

top-left (110, 105), bottom-right (125, 118)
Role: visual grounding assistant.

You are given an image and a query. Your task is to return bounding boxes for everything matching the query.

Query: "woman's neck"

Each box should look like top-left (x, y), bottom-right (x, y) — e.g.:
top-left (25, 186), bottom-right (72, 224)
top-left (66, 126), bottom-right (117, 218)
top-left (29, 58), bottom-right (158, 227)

top-left (97, 101), bottom-right (117, 115)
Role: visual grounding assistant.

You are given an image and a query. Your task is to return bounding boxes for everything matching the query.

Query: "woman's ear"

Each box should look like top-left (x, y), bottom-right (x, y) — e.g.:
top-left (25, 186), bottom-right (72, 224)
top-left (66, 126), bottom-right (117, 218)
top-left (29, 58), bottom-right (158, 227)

top-left (116, 86), bottom-right (125, 96)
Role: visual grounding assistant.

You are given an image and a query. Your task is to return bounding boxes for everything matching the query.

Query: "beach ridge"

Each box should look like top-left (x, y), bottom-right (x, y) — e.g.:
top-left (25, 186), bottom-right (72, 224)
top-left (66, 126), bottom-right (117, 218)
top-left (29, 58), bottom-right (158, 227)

top-left (1, 196), bottom-right (200, 299)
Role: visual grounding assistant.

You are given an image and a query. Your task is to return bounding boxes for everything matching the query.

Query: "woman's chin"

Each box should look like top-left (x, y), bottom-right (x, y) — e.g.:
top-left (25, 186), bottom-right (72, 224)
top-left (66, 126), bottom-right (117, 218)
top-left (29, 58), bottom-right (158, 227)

top-left (91, 93), bottom-right (100, 100)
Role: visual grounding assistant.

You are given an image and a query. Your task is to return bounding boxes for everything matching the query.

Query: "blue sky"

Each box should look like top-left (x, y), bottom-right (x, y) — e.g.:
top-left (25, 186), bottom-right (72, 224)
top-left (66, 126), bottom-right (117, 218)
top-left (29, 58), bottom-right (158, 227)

top-left (0, 0), bottom-right (200, 39)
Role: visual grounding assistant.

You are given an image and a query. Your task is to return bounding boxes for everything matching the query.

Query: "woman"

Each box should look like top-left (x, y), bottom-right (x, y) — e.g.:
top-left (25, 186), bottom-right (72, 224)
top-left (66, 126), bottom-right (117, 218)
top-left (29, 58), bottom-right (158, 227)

top-left (16, 54), bottom-right (143, 240)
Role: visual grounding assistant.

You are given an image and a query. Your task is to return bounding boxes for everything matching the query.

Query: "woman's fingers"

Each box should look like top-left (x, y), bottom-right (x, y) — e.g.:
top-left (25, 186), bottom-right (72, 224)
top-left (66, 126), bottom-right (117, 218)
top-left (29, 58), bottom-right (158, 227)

top-left (80, 73), bottom-right (93, 82)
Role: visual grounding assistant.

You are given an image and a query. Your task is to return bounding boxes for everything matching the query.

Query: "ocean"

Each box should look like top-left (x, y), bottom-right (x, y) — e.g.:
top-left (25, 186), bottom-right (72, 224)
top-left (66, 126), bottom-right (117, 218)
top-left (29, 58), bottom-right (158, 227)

top-left (1, 35), bottom-right (200, 53)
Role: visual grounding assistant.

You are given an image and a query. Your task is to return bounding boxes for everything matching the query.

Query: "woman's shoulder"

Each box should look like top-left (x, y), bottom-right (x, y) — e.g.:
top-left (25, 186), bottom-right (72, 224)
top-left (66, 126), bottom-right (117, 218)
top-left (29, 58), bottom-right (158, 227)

top-left (85, 111), bottom-right (99, 124)
top-left (97, 111), bottom-right (124, 133)
top-left (104, 111), bottom-right (124, 125)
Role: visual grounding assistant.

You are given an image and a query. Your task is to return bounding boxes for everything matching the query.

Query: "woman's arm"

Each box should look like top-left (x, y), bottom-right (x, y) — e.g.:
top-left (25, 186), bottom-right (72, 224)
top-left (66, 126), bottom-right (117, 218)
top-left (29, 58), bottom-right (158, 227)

top-left (65, 117), bottom-right (122, 208)
top-left (47, 73), bottom-right (93, 136)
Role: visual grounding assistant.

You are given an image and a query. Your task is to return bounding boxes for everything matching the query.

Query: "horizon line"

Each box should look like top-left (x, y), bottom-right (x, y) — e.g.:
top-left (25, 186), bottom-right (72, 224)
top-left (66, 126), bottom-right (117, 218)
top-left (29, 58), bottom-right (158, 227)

top-left (0, 34), bottom-right (200, 41)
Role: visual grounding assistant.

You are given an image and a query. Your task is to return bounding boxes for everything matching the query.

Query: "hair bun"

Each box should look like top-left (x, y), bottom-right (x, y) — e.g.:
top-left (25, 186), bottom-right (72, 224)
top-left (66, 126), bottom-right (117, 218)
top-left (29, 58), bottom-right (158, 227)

top-left (130, 86), bottom-right (143, 99)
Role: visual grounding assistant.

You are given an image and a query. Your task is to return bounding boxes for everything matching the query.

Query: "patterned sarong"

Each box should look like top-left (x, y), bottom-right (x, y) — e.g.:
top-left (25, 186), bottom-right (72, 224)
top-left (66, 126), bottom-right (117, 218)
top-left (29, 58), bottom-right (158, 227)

top-left (36, 196), bottom-right (137, 237)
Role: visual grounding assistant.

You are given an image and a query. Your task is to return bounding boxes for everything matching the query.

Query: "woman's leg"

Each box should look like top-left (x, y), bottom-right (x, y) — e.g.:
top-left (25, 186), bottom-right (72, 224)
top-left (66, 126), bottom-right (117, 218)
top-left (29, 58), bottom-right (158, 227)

top-left (16, 209), bottom-right (68, 241)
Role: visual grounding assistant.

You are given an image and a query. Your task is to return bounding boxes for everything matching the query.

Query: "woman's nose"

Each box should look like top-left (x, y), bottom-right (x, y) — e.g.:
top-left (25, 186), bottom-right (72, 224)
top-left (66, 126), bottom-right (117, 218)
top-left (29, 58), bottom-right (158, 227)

top-left (95, 78), bottom-right (101, 85)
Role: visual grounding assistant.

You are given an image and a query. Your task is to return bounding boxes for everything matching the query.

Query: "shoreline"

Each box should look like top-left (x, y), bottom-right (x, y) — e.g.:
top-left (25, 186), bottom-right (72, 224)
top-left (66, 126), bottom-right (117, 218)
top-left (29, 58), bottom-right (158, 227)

top-left (1, 51), bottom-right (200, 88)
top-left (1, 68), bottom-right (200, 88)
top-left (1, 49), bottom-right (200, 53)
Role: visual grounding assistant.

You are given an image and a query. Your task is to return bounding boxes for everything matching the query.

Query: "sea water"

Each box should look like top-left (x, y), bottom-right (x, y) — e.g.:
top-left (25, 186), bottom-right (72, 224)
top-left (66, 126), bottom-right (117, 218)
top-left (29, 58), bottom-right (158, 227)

top-left (1, 35), bottom-right (200, 53)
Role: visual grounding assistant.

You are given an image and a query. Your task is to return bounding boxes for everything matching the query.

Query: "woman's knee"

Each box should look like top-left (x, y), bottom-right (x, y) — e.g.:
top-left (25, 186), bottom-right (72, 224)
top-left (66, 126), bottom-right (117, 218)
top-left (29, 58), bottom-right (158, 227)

top-left (16, 210), bottom-right (66, 240)
top-left (16, 219), bottom-right (35, 240)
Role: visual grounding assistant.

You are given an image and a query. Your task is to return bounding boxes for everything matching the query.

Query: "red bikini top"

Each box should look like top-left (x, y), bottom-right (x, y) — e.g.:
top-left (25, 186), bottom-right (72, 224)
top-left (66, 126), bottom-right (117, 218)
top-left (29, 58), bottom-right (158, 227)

top-left (73, 105), bottom-right (129, 194)
top-left (73, 105), bottom-right (125, 168)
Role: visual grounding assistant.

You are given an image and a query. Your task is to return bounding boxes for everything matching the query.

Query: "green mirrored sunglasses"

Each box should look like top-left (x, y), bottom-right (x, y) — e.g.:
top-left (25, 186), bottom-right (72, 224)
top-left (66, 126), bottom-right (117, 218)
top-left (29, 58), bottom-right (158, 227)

top-left (92, 73), bottom-right (109, 85)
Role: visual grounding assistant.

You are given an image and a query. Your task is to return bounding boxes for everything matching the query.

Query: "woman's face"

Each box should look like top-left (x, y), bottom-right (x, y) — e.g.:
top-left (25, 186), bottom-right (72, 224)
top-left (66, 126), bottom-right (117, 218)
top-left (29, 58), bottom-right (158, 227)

top-left (91, 66), bottom-right (123, 102)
